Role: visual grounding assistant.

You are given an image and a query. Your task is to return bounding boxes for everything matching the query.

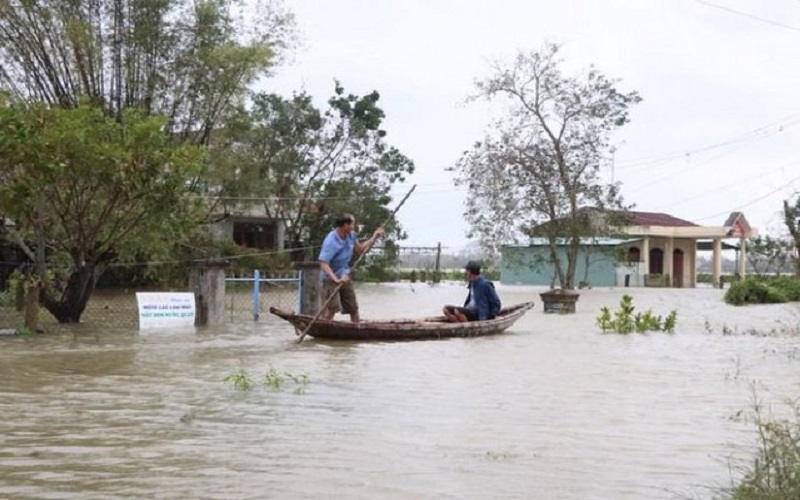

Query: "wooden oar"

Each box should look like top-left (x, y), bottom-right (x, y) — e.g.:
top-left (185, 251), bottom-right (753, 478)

top-left (297, 185), bottom-right (417, 343)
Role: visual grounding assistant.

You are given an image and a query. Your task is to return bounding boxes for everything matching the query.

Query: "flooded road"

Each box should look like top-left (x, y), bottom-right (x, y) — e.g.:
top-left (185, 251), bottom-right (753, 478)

top-left (1, 283), bottom-right (799, 499)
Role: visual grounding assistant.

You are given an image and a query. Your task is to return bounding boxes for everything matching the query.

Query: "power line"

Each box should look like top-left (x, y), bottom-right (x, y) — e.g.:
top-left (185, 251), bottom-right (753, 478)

top-left (624, 137), bottom-right (768, 194)
top-left (695, 0), bottom-right (800, 33)
top-left (691, 172), bottom-right (800, 222)
top-left (649, 159), bottom-right (800, 211)
top-left (615, 113), bottom-right (800, 173)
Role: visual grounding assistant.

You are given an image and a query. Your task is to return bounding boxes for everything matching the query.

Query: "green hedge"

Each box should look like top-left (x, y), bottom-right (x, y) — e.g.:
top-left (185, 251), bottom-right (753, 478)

top-left (357, 268), bottom-right (500, 283)
top-left (724, 276), bottom-right (800, 305)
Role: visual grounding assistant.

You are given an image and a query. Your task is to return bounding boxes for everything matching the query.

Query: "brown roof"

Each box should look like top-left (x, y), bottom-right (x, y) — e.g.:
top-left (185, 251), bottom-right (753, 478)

top-left (622, 211), bottom-right (699, 227)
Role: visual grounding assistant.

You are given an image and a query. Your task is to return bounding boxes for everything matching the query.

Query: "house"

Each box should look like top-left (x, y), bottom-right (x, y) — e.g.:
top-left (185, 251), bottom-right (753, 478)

top-left (502, 237), bottom-right (640, 287)
top-left (209, 199), bottom-right (287, 251)
top-left (500, 211), bottom-right (756, 288)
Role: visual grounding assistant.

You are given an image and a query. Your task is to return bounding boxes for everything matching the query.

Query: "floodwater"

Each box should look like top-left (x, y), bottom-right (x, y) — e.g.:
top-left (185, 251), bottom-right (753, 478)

top-left (1, 283), bottom-right (799, 500)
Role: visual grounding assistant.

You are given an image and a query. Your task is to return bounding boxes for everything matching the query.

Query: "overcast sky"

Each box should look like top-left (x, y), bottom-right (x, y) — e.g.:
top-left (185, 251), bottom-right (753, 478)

top-left (265, 0), bottom-right (800, 251)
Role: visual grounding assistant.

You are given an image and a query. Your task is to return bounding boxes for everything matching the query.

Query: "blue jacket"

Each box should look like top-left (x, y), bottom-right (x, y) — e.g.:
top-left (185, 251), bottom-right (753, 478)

top-left (464, 276), bottom-right (502, 321)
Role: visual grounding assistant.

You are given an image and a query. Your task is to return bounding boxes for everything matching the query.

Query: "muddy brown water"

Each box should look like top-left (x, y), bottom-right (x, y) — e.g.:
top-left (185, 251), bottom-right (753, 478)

top-left (1, 283), bottom-right (799, 499)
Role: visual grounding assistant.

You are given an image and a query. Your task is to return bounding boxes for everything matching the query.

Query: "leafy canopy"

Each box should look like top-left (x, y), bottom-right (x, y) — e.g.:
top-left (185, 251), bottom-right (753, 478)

top-left (450, 43), bottom-right (641, 289)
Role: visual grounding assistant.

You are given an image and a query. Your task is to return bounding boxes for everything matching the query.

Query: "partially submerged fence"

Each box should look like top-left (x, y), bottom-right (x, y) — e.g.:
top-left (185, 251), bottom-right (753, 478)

top-left (0, 267), bottom-right (302, 331)
top-left (224, 269), bottom-right (301, 322)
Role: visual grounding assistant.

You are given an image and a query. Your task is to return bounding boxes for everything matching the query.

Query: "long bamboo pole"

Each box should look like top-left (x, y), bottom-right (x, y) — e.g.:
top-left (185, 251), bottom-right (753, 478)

top-left (297, 185), bottom-right (417, 343)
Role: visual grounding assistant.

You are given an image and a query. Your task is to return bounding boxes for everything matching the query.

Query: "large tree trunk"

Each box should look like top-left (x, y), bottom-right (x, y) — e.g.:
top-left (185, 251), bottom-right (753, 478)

top-left (40, 263), bottom-right (100, 323)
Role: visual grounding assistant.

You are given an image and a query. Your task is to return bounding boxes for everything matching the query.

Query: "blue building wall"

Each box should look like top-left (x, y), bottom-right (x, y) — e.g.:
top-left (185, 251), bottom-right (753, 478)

top-left (500, 245), bottom-right (619, 286)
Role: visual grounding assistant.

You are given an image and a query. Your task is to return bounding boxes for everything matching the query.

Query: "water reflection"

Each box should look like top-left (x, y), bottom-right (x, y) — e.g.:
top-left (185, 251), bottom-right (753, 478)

top-left (1, 284), bottom-right (798, 499)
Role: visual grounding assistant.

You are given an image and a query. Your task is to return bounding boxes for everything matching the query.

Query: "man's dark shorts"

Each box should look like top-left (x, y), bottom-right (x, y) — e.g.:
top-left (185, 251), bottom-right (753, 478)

top-left (444, 305), bottom-right (478, 321)
top-left (323, 279), bottom-right (359, 316)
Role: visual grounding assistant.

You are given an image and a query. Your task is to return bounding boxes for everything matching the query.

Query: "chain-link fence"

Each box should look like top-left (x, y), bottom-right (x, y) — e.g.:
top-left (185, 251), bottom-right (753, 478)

top-left (0, 265), bottom-right (300, 332)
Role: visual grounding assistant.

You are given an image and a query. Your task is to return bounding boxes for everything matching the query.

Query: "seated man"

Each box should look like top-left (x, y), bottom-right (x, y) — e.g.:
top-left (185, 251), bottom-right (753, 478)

top-left (443, 260), bottom-right (502, 322)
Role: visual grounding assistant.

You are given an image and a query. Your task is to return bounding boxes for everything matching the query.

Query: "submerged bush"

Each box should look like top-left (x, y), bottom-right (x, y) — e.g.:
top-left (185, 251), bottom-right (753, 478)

top-left (596, 294), bottom-right (677, 334)
top-left (724, 277), bottom-right (800, 305)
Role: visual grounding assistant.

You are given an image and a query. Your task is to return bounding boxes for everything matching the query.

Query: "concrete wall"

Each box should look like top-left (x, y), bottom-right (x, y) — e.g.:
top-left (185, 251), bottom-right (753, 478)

top-left (501, 246), bottom-right (620, 287)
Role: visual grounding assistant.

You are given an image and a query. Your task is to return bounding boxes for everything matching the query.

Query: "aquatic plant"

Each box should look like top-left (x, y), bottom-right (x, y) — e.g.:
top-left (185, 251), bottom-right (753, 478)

top-left (224, 369), bottom-right (254, 391)
top-left (264, 367), bottom-right (310, 394)
top-left (285, 371), bottom-right (311, 395)
top-left (596, 295), bottom-right (677, 334)
top-left (263, 367), bottom-right (285, 390)
top-left (15, 326), bottom-right (34, 337)
top-left (224, 367), bottom-right (310, 393)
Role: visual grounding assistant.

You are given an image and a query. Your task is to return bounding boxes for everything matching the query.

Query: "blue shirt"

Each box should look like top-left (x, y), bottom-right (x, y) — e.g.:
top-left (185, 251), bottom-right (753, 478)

top-left (318, 230), bottom-right (358, 280)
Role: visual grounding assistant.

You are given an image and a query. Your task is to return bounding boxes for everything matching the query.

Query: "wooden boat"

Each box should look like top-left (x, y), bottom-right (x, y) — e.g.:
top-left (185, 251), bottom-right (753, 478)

top-left (269, 302), bottom-right (535, 341)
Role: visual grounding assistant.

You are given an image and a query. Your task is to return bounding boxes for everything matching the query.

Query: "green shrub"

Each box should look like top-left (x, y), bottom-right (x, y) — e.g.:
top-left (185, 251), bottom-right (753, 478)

top-left (596, 294), bottom-right (677, 334)
top-left (724, 277), bottom-right (800, 305)
top-left (770, 276), bottom-right (800, 301)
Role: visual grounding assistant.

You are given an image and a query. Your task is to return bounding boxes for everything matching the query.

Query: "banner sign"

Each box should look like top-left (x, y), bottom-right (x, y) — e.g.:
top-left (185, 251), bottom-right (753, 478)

top-left (136, 292), bottom-right (196, 329)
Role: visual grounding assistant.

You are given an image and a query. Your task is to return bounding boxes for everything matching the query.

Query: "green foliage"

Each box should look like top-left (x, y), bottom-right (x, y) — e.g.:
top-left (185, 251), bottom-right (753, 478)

top-left (15, 326), bottom-right (34, 337)
top-left (209, 83), bottom-right (414, 264)
top-left (226, 367), bottom-right (310, 394)
top-left (224, 369), bottom-right (254, 391)
top-left (0, 101), bottom-right (205, 322)
top-left (596, 294), bottom-right (677, 334)
top-left (0, 290), bottom-right (12, 308)
top-left (717, 400), bottom-right (800, 500)
top-left (0, 0), bottom-right (294, 140)
top-left (263, 367), bottom-right (286, 390)
top-left (783, 197), bottom-right (800, 278)
top-left (746, 236), bottom-right (793, 277)
top-left (662, 310), bottom-right (677, 333)
top-left (724, 276), bottom-right (800, 305)
top-left (356, 267), bottom-right (500, 283)
top-left (450, 43), bottom-right (641, 287)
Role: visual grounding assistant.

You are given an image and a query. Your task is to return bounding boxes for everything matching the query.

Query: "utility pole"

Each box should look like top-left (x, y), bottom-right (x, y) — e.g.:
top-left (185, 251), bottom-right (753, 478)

top-left (434, 242), bottom-right (441, 282)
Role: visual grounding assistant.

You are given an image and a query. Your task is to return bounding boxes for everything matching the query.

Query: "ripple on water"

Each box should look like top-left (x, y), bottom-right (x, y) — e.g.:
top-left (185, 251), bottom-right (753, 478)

top-left (0, 285), bottom-right (798, 499)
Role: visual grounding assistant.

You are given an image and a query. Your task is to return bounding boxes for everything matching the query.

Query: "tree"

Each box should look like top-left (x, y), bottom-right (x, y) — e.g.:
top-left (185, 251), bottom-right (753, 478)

top-left (209, 83), bottom-right (415, 252)
top-left (0, 0), bottom-right (294, 143)
top-left (0, 101), bottom-right (204, 322)
top-left (746, 235), bottom-right (792, 277)
top-left (782, 198), bottom-right (800, 277)
top-left (450, 44), bottom-right (641, 289)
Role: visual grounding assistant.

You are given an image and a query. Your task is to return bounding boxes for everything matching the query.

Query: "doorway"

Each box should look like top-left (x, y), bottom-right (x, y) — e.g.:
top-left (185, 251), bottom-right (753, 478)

top-left (672, 249), bottom-right (684, 288)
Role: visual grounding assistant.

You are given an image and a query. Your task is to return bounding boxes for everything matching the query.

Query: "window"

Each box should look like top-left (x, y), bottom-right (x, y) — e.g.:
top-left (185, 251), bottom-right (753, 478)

top-left (233, 222), bottom-right (275, 249)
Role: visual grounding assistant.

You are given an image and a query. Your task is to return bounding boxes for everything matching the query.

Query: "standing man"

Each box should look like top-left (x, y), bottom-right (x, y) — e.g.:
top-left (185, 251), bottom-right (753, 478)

top-left (443, 260), bottom-right (502, 322)
top-left (318, 213), bottom-right (384, 322)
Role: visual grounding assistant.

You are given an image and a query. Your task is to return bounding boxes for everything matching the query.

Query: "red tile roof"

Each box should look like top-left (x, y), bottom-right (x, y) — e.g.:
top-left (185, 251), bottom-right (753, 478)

top-left (622, 211), bottom-right (699, 227)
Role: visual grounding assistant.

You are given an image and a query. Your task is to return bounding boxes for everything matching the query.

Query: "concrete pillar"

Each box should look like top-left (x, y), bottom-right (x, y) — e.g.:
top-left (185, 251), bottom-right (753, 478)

top-left (294, 261), bottom-right (321, 316)
top-left (738, 238), bottom-right (747, 278)
top-left (712, 238), bottom-right (722, 288)
top-left (276, 220), bottom-right (286, 251)
top-left (642, 237), bottom-right (650, 275)
top-left (664, 237), bottom-right (674, 287)
top-left (190, 261), bottom-right (229, 326)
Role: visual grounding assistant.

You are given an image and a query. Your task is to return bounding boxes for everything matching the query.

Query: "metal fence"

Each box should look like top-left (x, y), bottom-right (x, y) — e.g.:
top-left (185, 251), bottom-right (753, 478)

top-left (223, 270), bottom-right (301, 323)
top-left (0, 268), bottom-right (300, 332)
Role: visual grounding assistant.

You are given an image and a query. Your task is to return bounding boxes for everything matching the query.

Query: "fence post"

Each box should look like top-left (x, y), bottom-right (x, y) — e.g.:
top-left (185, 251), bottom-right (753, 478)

top-left (190, 260), bottom-right (230, 326)
top-left (253, 269), bottom-right (260, 321)
top-left (293, 261), bottom-right (321, 316)
top-left (24, 280), bottom-right (41, 333)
